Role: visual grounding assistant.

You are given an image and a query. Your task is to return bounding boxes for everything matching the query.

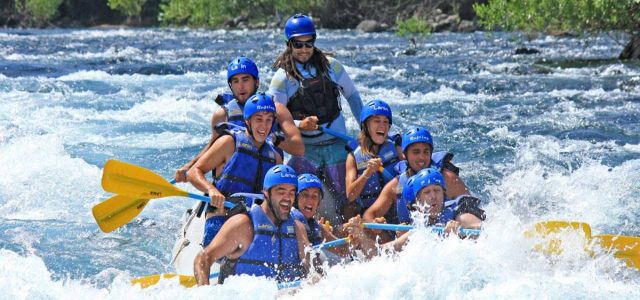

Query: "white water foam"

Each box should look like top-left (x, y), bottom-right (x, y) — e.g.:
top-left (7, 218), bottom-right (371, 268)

top-left (0, 134), bottom-right (103, 221)
top-left (489, 134), bottom-right (640, 230)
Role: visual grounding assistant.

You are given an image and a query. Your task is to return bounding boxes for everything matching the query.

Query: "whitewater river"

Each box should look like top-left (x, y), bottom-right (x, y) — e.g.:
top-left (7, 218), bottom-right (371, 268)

top-left (1, 28), bottom-right (639, 299)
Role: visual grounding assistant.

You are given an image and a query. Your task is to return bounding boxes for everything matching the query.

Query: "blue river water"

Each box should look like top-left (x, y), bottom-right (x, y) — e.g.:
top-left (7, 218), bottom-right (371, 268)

top-left (1, 28), bottom-right (639, 299)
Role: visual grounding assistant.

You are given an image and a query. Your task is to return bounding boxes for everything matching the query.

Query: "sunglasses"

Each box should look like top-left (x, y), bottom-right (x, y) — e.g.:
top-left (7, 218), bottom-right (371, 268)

top-left (290, 40), bottom-right (315, 49)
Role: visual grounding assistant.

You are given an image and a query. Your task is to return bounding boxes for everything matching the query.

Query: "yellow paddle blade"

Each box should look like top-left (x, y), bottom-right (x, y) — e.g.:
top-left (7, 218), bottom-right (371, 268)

top-left (92, 195), bottom-right (150, 233)
top-left (131, 273), bottom-right (197, 289)
top-left (102, 160), bottom-right (188, 199)
top-left (593, 234), bottom-right (640, 270)
top-left (524, 221), bottom-right (592, 255)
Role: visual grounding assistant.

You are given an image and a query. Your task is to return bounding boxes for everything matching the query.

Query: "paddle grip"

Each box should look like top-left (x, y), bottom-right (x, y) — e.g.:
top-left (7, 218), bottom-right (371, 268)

top-left (187, 192), bottom-right (236, 209)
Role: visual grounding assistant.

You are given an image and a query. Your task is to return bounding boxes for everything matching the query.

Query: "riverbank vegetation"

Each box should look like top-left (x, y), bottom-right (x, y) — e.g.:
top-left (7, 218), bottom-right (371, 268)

top-left (474, 0), bottom-right (640, 59)
top-left (1, 0), bottom-right (482, 33)
top-left (3, 0), bottom-right (639, 59)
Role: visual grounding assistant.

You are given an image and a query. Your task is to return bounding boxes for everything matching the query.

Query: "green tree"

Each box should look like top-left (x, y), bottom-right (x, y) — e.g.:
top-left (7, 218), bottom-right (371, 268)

top-left (474, 0), bottom-right (640, 59)
top-left (15, 0), bottom-right (63, 25)
top-left (160, 0), bottom-right (319, 27)
top-left (108, 0), bottom-right (148, 24)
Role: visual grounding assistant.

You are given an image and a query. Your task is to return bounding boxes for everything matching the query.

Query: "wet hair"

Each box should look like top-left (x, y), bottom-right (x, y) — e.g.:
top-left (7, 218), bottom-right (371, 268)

top-left (357, 122), bottom-right (381, 157)
top-left (273, 42), bottom-right (332, 81)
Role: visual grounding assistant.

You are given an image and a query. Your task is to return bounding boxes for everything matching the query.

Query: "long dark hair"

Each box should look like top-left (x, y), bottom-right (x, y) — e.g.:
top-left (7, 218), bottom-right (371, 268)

top-left (273, 43), bottom-right (332, 81)
top-left (357, 122), bottom-right (383, 157)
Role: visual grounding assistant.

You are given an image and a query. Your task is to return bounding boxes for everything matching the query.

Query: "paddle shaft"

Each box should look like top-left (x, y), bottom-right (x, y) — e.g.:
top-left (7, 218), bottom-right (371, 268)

top-left (319, 126), bottom-right (395, 181)
top-left (363, 222), bottom-right (481, 236)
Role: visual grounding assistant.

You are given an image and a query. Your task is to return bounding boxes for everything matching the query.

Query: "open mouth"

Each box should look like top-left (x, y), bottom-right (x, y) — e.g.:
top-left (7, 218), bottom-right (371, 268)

top-left (415, 160), bottom-right (427, 168)
top-left (279, 200), bottom-right (291, 212)
top-left (375, 130), bottom-right (386, 138)
top-left (254, 128), bottom-right (268, 138)
top-left (303, 205), bottom-right (314, 213)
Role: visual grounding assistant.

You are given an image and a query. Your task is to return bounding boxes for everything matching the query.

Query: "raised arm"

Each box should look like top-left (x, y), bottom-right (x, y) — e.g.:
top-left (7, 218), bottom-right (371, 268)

top-left (187, 134), bottom-right (235, 209)
top-left (330, 58), bottom-right (363, 119)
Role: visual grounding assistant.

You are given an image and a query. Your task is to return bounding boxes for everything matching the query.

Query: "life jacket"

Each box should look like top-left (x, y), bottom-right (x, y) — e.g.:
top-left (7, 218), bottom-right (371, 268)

top-left (292, 208), bottom-right (323, 246)
top-left (215, 129), bottom-right (278, 197)
top-left (351, 140), bottom-right (401, 209)
top-left (222, 98), bottom-right (247, 128)
top-left (221, 205), bottom-right (304, 283)
top-left (286, 72), bottom-right (341, 127)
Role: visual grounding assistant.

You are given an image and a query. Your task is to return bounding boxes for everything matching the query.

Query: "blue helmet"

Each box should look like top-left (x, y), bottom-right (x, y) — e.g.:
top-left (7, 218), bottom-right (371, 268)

top-left (401, 127), bottom-right (433, 153)
top-left (243, 92), bottom-right (276, 120)
top-left (359, 99), bottom-right (392, 127)
top-left (284, 14), bottom-right (316, 41)
top-left (297, 173), bottom-right (323, 198)
top-left (263, 165), bottom-right (298, 190)
top-left (227, 56), bottom-right (259, 82)
top-left (406, 168), bottom-right (446, 206)
top-left (402, 175), bottom-right (416, 205)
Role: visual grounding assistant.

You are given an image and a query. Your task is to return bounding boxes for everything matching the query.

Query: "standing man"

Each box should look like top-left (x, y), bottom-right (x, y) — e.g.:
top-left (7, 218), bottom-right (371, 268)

top-left (269, 14), bottom-right (364, 225)
top-left (175, 56), bottom-right (303, 182)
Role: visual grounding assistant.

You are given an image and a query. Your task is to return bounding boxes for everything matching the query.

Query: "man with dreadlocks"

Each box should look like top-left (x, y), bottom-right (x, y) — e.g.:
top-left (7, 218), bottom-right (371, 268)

top-left (268, 14), bottom-right (364, 226)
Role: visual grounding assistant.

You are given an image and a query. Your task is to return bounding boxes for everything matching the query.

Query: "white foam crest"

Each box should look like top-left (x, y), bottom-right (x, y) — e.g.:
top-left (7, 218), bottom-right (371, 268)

top-left (489, 135), bottom-right (640, 228)
top-left (551, 63), bottom-right (640, 77)
top-left (72, 132), bottom-right (209, 149)
top-left (483, 62), bottom-right (523, 74)
top-left (106, 94), bottom-right (215, 124)
top-left (26, 93), bottom-right (215, 127)
top-left (0, 249), bottom-right (286, 300)
top-left (486, 126), bottom-right (520, 141)
top-left (0, 134), bottom-right (103, 221)
top-left (623, 143), bottom-right (640, 153)
top-left (289, 213), bottom-right (640, 299)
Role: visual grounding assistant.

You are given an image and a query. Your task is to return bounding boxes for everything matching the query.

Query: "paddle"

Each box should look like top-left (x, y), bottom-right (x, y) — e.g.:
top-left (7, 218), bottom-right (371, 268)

top-left (97, 160), bottom-right (236, 232)
top-left (362, 222), bottom-right (482, 236)
top-left (92, 179), bottom-right (178, 233)
top-left (593, 234), bottom-right (640, 270)
top-left (101, 160), bottom-right (236, 207)
top-left (319, 126), bottom-right (395, 181)
top-left (131, 238), bottom-right (350, 289)
top-left (524, 220), bottom-right (593, 255)
top-left (527, 220), bottom-right (640, 270)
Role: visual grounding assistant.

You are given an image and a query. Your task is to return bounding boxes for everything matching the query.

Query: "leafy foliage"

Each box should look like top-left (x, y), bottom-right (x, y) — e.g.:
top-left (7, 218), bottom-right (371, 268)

top-left (474, 0), bottom-right (640, 35)
top-left (15, 0), bottom-right (63, 23)
top-left (160, 0), bottom-right (320, 27)
top-left (107, 0), bottom-right (147, 19)
top-left (396, 16), bottom-right (431, 37)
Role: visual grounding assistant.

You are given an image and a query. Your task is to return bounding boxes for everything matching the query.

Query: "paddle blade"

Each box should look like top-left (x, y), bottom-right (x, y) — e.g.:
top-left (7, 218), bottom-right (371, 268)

top-left (593, 234), bottom-right (640, 271)
top-left (524, 221), bottom-right (592, 255)
top-left (92, 195), bottom-right (150, 233)
top-left (131, 273), bottom-right (197, 289)
top-left (102, 160), bottom-right (188, 199)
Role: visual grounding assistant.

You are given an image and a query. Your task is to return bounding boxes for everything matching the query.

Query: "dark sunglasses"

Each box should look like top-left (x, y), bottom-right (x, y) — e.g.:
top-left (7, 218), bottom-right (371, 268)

top-left (290, 40), bottom-right (315, 49)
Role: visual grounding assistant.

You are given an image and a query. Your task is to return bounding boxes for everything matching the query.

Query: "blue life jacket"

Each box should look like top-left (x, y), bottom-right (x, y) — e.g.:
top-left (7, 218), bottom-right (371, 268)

top-left (351, 140), bottom-right (401, 209)
top-left (232, 205), bottom-right (304, 282)
top-left (222, 98), bottom-right (247, 128)
top-left (397, 196), bottom-right (459, 225)
top-left (292, 208), bottom-right (323, 246)
top-left (215, 129), bottom-right (278, 197)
